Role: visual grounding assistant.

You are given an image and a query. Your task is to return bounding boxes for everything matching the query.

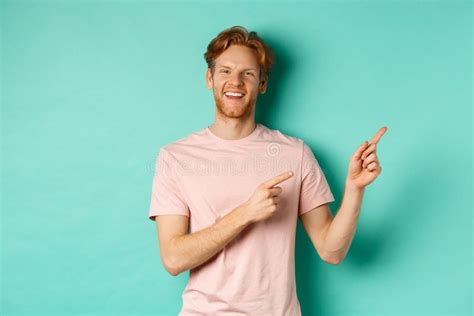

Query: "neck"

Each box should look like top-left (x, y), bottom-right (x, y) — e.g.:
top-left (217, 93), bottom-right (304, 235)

top-left (208, 119), bottom-right (257, 141)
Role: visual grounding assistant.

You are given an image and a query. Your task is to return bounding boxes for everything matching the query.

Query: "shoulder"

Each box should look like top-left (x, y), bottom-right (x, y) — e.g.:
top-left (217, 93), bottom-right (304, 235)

top-left (159, 126), bottom-right (208, 155)
top-left (258, 123), bottom-right (305, 152)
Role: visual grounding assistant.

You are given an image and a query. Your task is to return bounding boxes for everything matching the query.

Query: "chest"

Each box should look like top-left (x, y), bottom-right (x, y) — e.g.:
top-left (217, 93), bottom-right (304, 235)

top-left (177, 161), bottom-right (300, 229)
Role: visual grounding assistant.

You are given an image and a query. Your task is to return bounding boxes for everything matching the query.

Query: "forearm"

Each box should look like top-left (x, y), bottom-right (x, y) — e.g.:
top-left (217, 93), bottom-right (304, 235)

top-left (169, 205), bottom-right (250, 275)
top-left (323, 182), bottom-right (364, 263)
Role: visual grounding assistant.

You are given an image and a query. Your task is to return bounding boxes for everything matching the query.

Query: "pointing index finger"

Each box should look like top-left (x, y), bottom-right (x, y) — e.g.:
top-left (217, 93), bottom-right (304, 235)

top-left (262, 171), bottom-right (294, 189)
top-left (369, 126), bottom-right (388, 145)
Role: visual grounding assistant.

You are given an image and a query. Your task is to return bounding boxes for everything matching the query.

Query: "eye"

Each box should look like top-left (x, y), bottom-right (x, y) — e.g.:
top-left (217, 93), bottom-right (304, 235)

top-left (245, 72), bottom-right (254, 76)
top-left (220, 69), bottom-right (230, 73)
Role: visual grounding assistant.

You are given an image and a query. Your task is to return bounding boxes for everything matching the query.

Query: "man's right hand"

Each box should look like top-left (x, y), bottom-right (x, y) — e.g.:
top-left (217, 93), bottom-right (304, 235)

top-left (239, 171), bottom-right (294, 224)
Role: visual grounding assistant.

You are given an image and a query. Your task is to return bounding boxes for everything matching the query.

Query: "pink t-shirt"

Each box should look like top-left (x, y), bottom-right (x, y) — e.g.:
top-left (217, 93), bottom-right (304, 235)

top-left (149, 123), bottom-right (335, 315)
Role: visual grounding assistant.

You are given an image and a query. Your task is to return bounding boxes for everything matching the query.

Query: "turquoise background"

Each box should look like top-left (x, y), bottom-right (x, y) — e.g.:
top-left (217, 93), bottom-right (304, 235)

top-left (1, 0), bottom-right (472, 315)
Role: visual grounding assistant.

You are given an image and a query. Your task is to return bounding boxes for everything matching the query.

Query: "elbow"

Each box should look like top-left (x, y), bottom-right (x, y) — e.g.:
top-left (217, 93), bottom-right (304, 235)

top-left (167, 267), bottom-right (180, 277)
top-left (324, 257), bottom-right (342, 265)
top-left (321, 252), bottom-right (343, 265)
top-left (160, 237), bottom-right (188, 276)
top-left (162, 259), bottom-right (176, 276)
top-left (162, 254), bottom-right (182, 276)
top-left (164, 263), bottom-right (182, 276)
top-left (164, 259), bottom-right (180, 276)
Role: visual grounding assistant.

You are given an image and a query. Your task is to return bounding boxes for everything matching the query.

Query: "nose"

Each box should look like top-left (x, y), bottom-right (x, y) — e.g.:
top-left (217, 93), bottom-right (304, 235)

top-left (229, 72), bottom-right (244, 86)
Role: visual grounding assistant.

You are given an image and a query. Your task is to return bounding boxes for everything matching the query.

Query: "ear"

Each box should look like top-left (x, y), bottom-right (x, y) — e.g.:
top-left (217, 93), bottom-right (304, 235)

top-left (205, 68), bottom-right (213, 89)
top-left (259, 78), bottom-right (267, 94)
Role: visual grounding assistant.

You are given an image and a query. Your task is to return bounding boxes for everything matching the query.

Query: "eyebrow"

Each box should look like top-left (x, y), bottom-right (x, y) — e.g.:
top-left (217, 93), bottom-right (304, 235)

top-left (218, 65), bottom-right (257, 72)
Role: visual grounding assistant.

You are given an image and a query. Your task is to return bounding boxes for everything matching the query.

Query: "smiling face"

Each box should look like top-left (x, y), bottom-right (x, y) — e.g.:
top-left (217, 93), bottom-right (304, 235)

top-left (206, 44), bottom-right (267, 120)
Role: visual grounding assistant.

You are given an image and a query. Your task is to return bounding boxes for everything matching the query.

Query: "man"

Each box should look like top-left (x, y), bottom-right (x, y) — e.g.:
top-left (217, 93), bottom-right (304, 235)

top-left (148, 25), bottom-right (387, 315)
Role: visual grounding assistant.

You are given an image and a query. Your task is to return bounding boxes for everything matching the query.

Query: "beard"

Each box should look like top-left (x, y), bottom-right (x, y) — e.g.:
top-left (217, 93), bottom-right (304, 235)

top-left (214, 91), bottom-right (257, 119)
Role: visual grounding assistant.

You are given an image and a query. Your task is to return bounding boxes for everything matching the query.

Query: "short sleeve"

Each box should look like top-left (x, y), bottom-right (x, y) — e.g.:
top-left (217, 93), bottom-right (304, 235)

top-left (148, 148), bottom-right (190, 221)
top-left (298, 142), bottom-right (335, 216)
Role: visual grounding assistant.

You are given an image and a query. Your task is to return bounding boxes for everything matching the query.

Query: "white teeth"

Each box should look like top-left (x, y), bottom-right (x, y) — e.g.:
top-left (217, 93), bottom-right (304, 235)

top-left (225, 92), bottom-right (244, 97)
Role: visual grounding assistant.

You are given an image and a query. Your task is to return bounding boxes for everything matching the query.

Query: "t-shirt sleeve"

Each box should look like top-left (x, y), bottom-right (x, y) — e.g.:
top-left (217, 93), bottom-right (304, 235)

top-left (298, 142), bottom-right (335, 216)
top-left (148, 148), bottom-right (190, 221)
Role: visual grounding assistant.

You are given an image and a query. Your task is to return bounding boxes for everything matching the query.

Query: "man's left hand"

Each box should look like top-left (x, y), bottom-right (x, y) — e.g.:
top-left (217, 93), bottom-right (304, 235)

top-left (346, 126), bottom-right (388, 190)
